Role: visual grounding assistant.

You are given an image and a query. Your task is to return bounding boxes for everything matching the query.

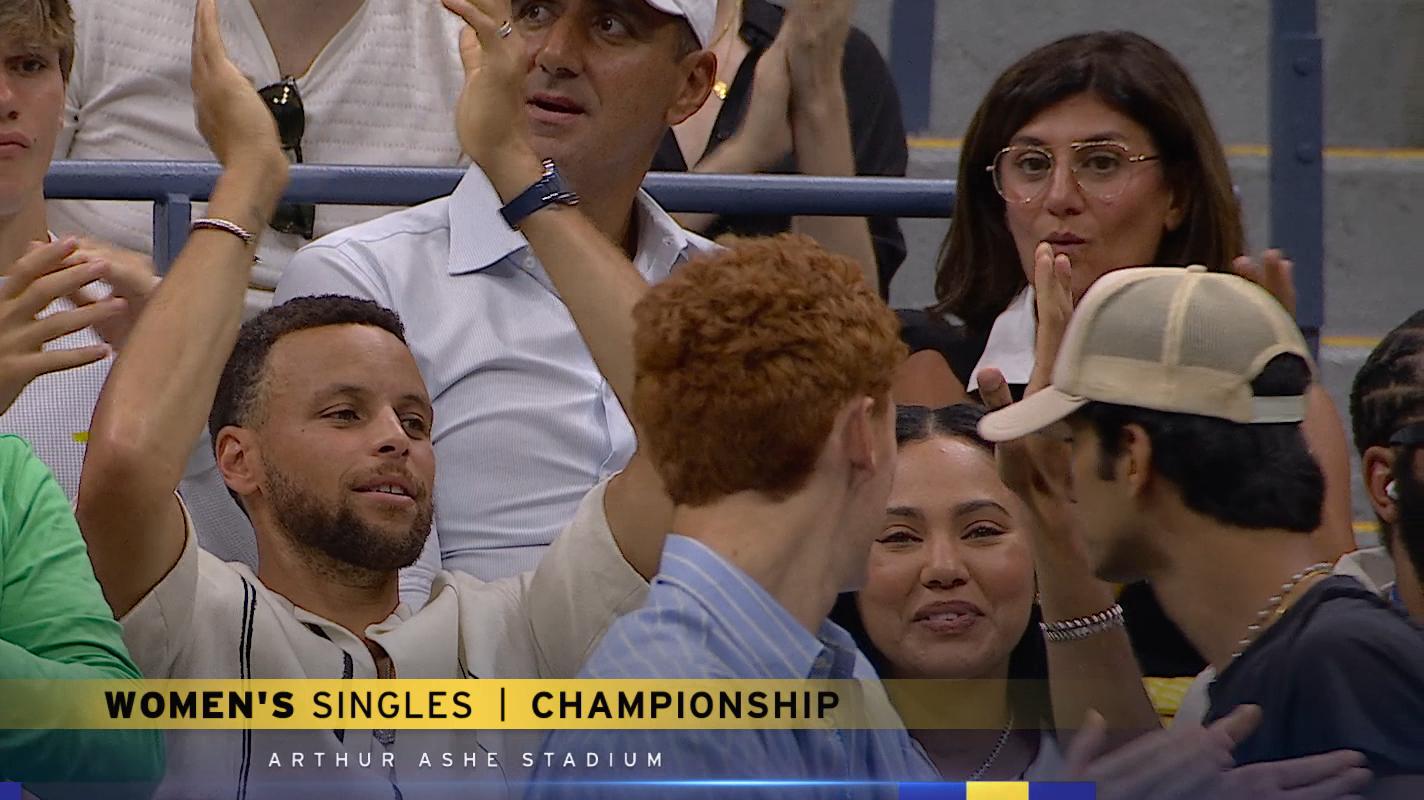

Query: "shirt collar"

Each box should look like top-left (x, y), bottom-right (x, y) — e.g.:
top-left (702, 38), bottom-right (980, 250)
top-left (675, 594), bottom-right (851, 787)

top-left (632, 188), bottom-right (694, 277)
top-left (656, 535), bottom-right (860, 679)
top-left (447, 164), bottom-right (530, 275)
top-left (966, 285), bottom-right (1037, 392)
top-left (446, 164), bottom-right (693, 281)
top-left (1333, 546), bottom-right (1396, 598)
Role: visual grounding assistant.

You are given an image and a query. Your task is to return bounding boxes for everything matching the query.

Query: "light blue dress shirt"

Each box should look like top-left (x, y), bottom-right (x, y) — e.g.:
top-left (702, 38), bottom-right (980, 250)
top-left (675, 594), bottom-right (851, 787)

top-left (529, 535), bottom-right (938, 798)
top-left (274, 166), bottom-right (717, 592)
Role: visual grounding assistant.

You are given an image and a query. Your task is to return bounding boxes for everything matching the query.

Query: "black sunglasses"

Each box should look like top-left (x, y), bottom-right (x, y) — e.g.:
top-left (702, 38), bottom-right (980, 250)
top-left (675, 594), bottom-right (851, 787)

top-left (258, 78), bottom-right (315, 239)
top-left (1389, 421), bottom-right (1424, 447)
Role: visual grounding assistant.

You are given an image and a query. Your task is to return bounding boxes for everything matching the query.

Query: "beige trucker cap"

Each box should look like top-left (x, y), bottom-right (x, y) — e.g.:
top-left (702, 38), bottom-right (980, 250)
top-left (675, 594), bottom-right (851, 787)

top-left (978, 265), bottom-right (1311, 442)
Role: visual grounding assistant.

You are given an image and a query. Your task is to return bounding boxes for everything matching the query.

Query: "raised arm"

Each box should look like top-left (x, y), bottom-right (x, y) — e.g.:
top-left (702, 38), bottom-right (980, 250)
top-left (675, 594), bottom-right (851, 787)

top-left (980, 244), bottom-right (1160, 735)
top-left (76, 0), bottom-right (288, 617)
top-left (782, 0), bottom-right (877, 287)
top-left (443, 0), bottom-right (672, 578)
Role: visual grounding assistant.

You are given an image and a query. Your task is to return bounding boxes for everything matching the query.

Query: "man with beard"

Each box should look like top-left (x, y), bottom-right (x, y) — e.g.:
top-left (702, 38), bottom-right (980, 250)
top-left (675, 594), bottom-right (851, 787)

top-left (979, 265), bottom-right (1424, 797)
top-left (76, 2), bottom-right (668, 797)
top-left (274, 0), bottom-right (721, 593)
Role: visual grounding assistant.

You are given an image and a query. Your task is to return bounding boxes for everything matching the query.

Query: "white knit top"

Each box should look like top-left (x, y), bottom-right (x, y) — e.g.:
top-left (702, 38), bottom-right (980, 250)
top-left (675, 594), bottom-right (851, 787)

top-left (50, 0), bottom-right (469, 309)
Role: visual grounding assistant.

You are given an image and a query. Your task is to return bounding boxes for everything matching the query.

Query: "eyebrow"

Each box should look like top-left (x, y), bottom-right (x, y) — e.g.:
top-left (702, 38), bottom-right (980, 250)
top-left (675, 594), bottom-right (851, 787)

top-left (884, 506), bottom-right (924, 521)
top-left (952, 499), bottom-right (1009, 518)
top-left (593, 0), bottom-right (655, 18)
top-left (314, 384), bottom-right (432, 412)
top-left (314, 384), bottom-right (365, 401)
top-left (1009, 132), bottom-right (1131, 147)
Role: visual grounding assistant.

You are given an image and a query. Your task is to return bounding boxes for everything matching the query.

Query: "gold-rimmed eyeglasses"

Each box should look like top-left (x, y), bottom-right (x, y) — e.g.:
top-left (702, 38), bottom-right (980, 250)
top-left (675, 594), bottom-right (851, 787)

top-left (987, 140), bottom-right (1162, 205)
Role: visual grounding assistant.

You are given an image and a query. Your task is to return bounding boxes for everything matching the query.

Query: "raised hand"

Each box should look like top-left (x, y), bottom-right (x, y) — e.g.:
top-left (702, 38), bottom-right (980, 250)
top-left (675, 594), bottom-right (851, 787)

top-left (730, 38), bottom-right (793, 172)
top-left (0, 239), bottom-right (122, 415)
top-left (1231, 249), bottom-right (1296, 317)
top-left (1066, 705), bottom-right (1370, 800)
top-left (63, 238), bottom-right (160, 351)
top-left (441, 0), bottom-right (538, 177)
top-left (978, 243), bottom-right (1075, 529)
top-left (781, 0), bottom-right (854, 98)
top-left (191, 0), bottom-right (283, 172)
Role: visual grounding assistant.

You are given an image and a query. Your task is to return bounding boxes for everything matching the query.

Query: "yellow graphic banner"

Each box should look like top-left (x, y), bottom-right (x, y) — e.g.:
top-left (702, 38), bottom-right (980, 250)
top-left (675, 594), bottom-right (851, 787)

top-left (0, 679), bottom-right (1055, 731)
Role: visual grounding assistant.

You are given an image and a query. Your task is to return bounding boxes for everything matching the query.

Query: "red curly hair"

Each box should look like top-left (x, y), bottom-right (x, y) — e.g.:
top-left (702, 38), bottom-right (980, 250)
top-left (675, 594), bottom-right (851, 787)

top-left (634, 235), bottom-right (907, 507)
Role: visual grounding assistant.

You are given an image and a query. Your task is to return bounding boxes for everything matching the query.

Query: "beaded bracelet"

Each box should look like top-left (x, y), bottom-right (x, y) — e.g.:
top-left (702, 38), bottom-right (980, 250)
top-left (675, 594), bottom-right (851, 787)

top-left (1040, 603), bottom-right (1126, 643)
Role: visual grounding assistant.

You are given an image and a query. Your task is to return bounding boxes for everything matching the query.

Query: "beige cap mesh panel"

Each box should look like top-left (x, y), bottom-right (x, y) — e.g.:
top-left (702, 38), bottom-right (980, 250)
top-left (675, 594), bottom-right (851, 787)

top-left (1076, 277), bottom-right (1177, 363)
top-left (979, 266), bottom-right (1312, 442)
top-left (1176, 277), bottom-right (1286, 375)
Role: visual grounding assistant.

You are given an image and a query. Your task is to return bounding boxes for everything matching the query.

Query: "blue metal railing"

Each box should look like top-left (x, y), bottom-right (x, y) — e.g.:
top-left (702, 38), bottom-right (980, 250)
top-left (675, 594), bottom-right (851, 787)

top-left (44, 161), bottom-right (958, 272)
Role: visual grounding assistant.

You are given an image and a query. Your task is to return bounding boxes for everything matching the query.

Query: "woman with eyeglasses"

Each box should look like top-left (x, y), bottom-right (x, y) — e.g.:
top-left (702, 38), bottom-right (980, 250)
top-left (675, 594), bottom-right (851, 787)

top-left (892, 30), bottom-right (1357, 719)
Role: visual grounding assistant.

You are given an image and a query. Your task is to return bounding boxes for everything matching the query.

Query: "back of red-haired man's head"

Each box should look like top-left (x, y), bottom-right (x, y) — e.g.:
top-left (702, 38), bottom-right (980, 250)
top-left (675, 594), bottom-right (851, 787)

top-left (633, 234), bottom-right (907, 507)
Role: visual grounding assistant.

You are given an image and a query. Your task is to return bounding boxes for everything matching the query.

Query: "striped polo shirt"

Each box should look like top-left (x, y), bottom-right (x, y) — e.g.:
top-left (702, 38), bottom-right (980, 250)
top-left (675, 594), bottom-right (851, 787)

top-left (119, 480), bottom-right (646, 799)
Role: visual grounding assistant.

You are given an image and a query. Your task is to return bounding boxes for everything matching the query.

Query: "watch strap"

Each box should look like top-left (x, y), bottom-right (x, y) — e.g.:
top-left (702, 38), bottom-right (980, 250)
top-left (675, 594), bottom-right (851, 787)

top-left (499, 159), bottom-right (580, 229)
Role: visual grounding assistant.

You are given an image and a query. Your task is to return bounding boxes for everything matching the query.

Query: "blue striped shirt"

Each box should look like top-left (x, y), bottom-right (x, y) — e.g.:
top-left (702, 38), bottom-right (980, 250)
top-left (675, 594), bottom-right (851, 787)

top-left (529, 535), bottom-right (936, 798)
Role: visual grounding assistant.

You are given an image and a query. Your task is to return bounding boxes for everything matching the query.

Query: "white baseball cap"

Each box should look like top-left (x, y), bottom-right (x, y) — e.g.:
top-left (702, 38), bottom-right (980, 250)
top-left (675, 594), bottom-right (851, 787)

top-left (644, 0), bottom-right (717, 48)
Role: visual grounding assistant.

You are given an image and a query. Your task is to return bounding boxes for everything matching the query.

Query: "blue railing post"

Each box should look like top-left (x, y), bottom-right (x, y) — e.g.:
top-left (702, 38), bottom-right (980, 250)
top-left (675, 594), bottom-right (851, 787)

top-left (152, 193), bottom-right (192, 276)
top-left (1270, 0), bottom-right (1324, 358)
top-left (889, 0), bottom-right (936, 135)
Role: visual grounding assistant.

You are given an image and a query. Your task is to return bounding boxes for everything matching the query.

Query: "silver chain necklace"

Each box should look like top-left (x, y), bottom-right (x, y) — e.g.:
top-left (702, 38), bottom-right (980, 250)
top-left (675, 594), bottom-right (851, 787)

top-left (966, 710), bottom-right (1015, 781)
top-left (1228, 562), bottom-right (1332, 663)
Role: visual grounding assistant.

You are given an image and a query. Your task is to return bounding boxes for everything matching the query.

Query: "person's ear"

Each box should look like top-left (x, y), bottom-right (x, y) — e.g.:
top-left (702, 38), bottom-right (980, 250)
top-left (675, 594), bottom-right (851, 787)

top-left (666, 49), bottom-right (716, 126)
top-left (1362, 445), bottom-right (1399, 526)
top-left (1121, 423), bottom-right (1153, 498)
top-left (1163, 184), bottom-right (1188, 233)
top-left (215, 425), bottom-right (262, 498)
top-left (839, 396), bottom-right (886, 476)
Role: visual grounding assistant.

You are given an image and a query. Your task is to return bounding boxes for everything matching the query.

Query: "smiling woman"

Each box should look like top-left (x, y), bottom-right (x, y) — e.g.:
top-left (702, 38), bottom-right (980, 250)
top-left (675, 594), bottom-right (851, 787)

top-left (832, 404), bottom-right (1059, 781)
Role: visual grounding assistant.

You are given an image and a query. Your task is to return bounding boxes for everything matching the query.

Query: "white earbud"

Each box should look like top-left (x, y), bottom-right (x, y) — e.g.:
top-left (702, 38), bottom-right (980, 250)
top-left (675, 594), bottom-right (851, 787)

top-left (1386, 481), bottom-right (1400, 501)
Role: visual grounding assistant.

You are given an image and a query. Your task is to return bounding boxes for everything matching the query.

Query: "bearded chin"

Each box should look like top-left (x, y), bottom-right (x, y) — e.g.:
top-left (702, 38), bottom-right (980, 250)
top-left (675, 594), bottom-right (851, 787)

top-left (267, 469), bottom-right (432, 574)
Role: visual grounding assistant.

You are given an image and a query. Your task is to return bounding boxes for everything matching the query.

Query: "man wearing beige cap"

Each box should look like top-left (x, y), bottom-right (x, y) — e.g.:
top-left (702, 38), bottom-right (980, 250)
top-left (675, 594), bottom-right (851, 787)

top-left (980, 264), bottom-right (1424, 795)
top-left (276, 0), bottom-right (721, 598)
